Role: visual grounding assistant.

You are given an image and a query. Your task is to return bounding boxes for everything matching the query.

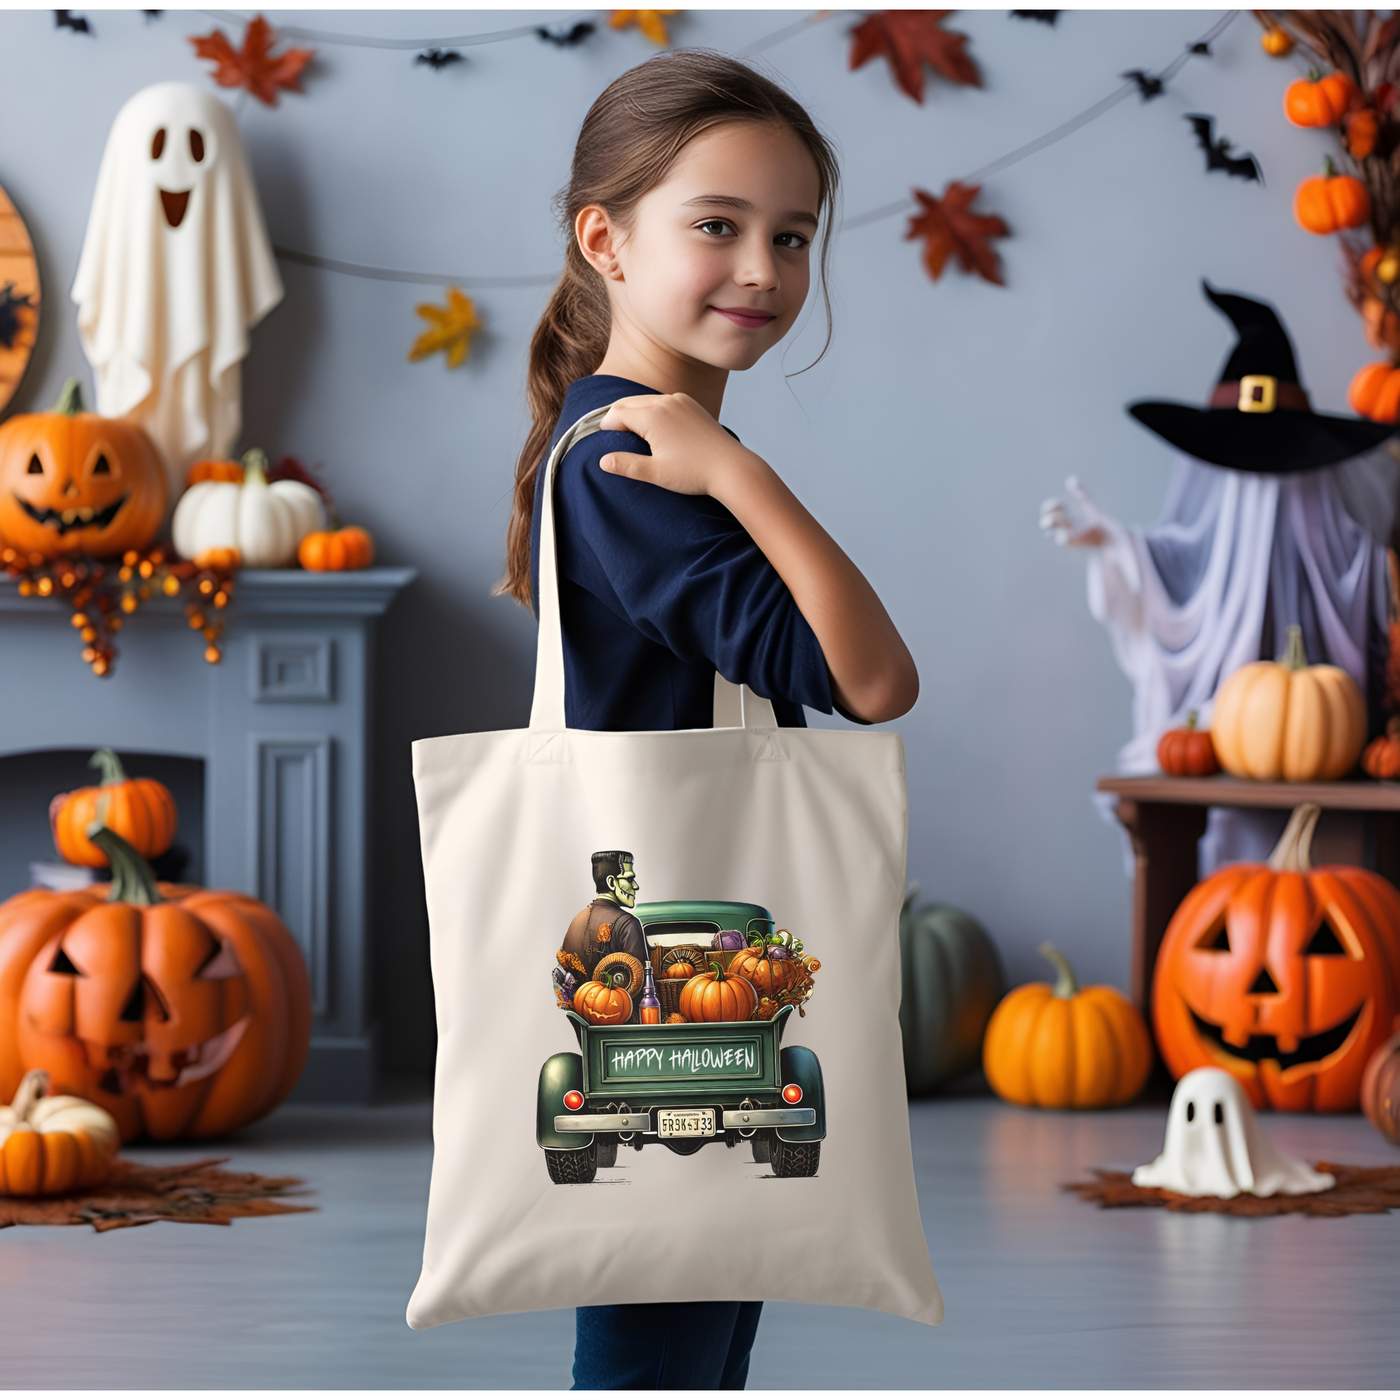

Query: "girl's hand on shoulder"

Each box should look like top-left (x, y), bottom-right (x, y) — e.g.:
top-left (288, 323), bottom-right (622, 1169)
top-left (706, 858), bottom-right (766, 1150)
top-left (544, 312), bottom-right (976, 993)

top-left (598, 394), bottom-right (758, 498)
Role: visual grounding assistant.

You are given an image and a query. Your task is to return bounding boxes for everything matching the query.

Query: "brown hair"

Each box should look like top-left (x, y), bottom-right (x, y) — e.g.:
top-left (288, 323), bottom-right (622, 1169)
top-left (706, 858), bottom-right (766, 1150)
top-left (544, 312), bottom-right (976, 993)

top-left (499, 49), bottom-right (840, 607)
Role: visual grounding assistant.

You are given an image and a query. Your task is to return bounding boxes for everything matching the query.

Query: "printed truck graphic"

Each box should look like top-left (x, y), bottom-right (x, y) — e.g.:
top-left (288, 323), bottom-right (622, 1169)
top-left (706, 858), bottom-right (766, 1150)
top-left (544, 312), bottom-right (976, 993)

top-left (539, 900), bottom-right (825, 1182)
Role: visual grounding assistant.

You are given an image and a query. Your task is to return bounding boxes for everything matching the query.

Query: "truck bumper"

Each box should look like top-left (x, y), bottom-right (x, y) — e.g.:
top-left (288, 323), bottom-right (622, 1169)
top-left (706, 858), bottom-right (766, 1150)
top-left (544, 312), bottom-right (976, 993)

top-left (554, 1106), bottom-right (816, 1133)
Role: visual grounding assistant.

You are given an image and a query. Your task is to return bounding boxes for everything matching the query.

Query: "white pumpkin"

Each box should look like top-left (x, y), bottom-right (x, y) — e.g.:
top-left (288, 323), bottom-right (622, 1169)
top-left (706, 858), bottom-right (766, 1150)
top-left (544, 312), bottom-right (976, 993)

top-left (172, 449), bottom-right (326, 568)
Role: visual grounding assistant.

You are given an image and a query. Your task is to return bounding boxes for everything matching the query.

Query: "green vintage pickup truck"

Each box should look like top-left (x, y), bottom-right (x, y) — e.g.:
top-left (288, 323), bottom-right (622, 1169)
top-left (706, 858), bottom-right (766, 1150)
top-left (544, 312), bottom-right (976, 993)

top-left (537, 900), bottom-right (825, 1184)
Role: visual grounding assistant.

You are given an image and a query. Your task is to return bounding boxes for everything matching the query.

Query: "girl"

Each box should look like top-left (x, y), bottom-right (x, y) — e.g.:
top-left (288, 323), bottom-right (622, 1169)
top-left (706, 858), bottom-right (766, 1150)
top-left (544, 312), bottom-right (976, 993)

top-left (503, 49), bottom-right (918, 1389)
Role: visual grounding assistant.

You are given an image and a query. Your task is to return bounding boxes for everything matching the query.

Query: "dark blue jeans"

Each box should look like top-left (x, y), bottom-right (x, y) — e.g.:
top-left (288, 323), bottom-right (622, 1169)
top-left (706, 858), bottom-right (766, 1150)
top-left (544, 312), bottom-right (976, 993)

top-left (572, 1302), bottom-right (763, 1389)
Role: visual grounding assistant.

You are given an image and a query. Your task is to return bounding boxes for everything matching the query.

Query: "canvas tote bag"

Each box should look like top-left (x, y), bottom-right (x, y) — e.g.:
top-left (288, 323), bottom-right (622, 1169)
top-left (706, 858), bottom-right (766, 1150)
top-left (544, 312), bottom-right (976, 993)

top-left (407, 405), bottom-right (943, 1329)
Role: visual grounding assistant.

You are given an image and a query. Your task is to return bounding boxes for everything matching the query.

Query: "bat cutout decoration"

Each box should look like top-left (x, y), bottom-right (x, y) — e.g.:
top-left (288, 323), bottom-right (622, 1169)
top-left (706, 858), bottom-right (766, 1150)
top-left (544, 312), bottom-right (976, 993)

top-left (0, 283), bottom-right (35, 352)
top-left (1122, 69), bottom-right (1165, 101)
top-left (1010, 11), bottom-right (1059, 24)
top-left (1186, 114), bottom-right (1264, 184)
top-left (415, 48), bottom-right (464, 69)
top-left (536, 22), bottom-right (595, 47)
top-left (54, 10), bottom-right (91, 33)
top-left (1190, 41), bottom-right (1211, 55)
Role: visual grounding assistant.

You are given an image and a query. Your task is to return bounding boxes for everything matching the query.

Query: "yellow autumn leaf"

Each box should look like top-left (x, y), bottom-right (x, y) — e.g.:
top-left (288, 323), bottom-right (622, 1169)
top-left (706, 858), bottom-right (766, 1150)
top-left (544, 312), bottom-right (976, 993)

top-left (610, 9), bottom-right (678, 46)
top-left (409, 287), bottom-right (481, 368)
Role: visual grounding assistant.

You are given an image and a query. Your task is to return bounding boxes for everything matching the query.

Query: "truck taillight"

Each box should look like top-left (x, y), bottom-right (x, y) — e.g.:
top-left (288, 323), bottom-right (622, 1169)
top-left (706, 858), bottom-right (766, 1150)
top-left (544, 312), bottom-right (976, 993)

top-left (782, 1083), bottom-right (803, 1104)
top-left (563, 1090), bottom-right (584, 1111)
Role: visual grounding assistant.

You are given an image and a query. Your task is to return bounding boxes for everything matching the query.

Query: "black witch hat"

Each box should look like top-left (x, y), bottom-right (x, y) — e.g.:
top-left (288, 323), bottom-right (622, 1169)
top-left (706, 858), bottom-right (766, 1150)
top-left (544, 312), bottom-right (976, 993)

top-left (1128, 282), bottom-right (1395, 473)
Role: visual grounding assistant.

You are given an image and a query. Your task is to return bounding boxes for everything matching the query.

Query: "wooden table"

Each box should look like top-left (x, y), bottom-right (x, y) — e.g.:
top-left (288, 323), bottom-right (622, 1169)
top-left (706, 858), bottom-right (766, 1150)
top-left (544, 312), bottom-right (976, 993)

top-left (1097, 774), bottom-right (1400, 1012)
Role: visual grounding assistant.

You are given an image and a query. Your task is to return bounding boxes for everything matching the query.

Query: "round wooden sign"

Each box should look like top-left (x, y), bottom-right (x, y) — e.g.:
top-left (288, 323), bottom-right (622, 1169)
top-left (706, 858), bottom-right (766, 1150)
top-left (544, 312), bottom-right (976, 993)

top-left (0, 182), bottom-right (40, 418)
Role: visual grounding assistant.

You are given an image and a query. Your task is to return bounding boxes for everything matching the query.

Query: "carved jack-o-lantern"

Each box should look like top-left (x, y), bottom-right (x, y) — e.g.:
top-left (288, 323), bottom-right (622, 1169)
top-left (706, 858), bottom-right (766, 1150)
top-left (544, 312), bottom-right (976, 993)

top-left (1153, 804), bottom-right (1400, 1111)
top-left (0, 379), bottom-right (166, 558)
top-left (0, 824), bottom-right (310, 1142)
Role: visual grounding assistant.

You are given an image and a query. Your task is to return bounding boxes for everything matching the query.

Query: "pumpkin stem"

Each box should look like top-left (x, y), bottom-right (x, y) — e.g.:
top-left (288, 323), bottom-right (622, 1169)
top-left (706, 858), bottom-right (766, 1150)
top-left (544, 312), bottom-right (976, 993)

top-left (1185, 710), bottom-right (1198, 732)
top-left (53, 378), bottom-right (85, 416)
top-left (86, 820), bottom-right (163, 905)
top-left (9, 1068), bottom-right (48, 1123)
top-left (1323, 154), bottom-right (1339, 178)
top-left (88, 747), bottom-right (128, 787)
top-left (1038, 942), bottom-right (1078, 999)
top-left (241, 448), bottom-right (269, 486)
top-left (1268, 803), bottom-right (1321, 872)
top-left (1280, 624), bottom-right (1308, 671)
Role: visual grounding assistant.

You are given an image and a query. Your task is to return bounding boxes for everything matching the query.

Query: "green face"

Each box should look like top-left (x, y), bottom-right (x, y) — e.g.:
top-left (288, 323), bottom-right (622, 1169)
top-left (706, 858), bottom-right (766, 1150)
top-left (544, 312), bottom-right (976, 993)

top-left (605, 859), bottom-right (639, 909)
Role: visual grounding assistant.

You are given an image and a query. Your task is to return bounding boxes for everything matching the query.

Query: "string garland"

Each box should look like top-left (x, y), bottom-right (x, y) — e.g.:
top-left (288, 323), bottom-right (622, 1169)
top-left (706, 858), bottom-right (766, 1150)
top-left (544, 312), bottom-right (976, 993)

top-left (248, 8), bottom-right (1239, 303)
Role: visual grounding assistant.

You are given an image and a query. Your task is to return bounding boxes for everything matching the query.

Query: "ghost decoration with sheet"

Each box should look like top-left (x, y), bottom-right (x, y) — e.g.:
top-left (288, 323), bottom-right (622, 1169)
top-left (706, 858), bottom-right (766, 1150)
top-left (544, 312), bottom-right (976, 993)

top-left (1132, 1068), bottom-right (1336, 1199)
top-left (72, 83), bottom-right (283, 498)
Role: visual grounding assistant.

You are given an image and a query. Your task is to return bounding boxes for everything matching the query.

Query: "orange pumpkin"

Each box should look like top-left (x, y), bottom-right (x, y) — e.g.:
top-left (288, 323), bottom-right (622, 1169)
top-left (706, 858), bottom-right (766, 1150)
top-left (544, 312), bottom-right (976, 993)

top-left (573, 980), bottom-right (632, 1025)
top-left (1211, 625), bottom-right (1366, 782)
top-left (1295, 163), bottom-right (1372, 235)
top-left (0, 1068), bottom-right (119, 1195)
top-left (0, 379), bottom-right (166, 559)
top-left (1261, 25), bottom-right (1294, 57)
top-left (728, 941), bottom-right (791, 998)
top-left (49, 748), bottom-right (178, 868)
top-left (1156, 712), bottom-right (1220, 777)
top-left (982, 943), bottom-right (1152, 1109)
top-left (1152, 803), bottom-right (1400, 1111)
top-left (1345, 107), bottom-right (1381, 159)
top-left (1360, 1024), bottom-right (1400, 1145)
top-left (298, 526), bottom-right (374, 572)
top-left (1284, 71), bottom-right (1359, 128)
top-left (665, 962), bottom-right (695, 979)
top-left (0, 824), bottom-right (312, 1142)
top-left (1349, 359), bottom-right (1400, 422)
top-left (187, 459), bottom-right (244, 486)
top-left (678, 960), bottom-right (757, 1023)
top-left (1363, 717), bottom-right (1400, 779)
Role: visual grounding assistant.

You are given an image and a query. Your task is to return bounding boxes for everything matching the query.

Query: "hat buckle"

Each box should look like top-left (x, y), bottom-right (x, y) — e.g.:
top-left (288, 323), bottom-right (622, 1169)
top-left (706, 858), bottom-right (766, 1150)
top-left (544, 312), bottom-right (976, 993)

top-left (1238, 374), bottom-right (1277, 413)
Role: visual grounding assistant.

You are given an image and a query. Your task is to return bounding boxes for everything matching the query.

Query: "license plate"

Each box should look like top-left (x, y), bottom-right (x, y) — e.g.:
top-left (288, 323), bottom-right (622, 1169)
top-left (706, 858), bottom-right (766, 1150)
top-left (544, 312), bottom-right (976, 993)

top-left (657, 1108), bottom-right (715, 1138)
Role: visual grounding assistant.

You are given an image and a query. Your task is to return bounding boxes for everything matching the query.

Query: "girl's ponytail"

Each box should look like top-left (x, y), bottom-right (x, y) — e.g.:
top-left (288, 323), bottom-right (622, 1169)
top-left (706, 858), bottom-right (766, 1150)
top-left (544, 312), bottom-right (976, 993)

top-left (498, 49), bottom-right (839, 608)
top-left (502, 242), bottom-right (610, 609)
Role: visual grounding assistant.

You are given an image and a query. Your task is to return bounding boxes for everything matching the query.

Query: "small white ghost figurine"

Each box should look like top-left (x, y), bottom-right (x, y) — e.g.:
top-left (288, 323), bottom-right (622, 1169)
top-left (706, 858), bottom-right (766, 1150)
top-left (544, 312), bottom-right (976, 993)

top-left (72, 82), bottom-right (284, 496)
top-left (1132, 1068), bottom-right (1335, 1199)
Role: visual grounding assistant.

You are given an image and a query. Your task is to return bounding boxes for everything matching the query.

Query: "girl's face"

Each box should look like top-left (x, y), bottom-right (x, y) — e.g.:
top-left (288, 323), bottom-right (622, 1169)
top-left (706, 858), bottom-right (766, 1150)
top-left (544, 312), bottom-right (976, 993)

top-left (588, 122), bottom-right (822, 375)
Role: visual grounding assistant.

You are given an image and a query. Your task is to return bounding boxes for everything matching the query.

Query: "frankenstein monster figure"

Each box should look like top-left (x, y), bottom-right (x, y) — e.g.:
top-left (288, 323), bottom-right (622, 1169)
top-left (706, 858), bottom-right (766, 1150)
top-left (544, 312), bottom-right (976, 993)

top-left (561, 851), bottom-right (647, 981)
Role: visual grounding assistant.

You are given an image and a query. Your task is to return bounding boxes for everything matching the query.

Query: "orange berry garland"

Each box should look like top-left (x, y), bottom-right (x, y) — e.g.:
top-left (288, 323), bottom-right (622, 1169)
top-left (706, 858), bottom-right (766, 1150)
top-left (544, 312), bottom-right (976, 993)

top-left (2, 544), bottom-right (236, 677)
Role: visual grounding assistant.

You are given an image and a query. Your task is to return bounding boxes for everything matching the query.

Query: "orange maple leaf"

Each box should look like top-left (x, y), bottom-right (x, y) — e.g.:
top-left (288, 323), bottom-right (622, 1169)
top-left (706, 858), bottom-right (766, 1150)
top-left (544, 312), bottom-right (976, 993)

top-left (849, 10), bottom-right (979, 104)
top-left (905, 183), bottom-right (1009, 285)
top-left (190, 16), bottom-right (314, 108)
top-left (610, 10), bottom-right (679, 46)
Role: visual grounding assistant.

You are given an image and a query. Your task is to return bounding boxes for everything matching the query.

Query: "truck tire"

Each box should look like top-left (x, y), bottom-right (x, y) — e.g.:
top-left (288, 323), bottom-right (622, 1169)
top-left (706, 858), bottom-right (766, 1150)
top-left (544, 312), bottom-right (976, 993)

top-left (544, 1143), bottom-right (598, 1184)
top-left (751, 1131), bottom-right (772, 1164)
top-left (771, 1138), bottom-right (820, 1178)
top-left (596, 1138), bottom-right (618, 1168)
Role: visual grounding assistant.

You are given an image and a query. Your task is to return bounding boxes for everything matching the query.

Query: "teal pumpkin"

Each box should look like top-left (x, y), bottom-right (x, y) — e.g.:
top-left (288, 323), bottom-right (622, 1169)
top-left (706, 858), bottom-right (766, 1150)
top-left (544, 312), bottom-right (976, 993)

top-left (899, 889), bottom-right (1004, 1096)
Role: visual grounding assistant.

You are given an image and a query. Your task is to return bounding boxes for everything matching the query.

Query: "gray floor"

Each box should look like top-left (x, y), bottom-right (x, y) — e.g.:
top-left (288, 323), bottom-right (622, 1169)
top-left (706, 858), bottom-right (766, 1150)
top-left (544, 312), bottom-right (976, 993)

top-left (1, 1091), bottom-right (1397, 1388)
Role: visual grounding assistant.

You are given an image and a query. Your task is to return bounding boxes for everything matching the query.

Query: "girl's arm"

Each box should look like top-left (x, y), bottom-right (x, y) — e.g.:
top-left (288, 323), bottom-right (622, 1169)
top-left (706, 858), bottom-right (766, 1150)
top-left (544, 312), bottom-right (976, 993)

top-left (598, 393), bottom-right (919, 723)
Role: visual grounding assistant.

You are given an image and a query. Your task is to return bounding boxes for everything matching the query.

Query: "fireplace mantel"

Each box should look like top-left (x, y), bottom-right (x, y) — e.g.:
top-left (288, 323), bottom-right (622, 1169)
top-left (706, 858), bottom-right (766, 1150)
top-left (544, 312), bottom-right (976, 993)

top-left (0, 566), bottom-right (416, 1102)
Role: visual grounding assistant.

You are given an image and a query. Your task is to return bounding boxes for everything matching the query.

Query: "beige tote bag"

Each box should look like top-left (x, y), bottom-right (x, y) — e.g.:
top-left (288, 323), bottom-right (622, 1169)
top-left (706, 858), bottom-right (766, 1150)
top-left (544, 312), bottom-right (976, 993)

top-left (407, 405), bottom-right (942, 1328)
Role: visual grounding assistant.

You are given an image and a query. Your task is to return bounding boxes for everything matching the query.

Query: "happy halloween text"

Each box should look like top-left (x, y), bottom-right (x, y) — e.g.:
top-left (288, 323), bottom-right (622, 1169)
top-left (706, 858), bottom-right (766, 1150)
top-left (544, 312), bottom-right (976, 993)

top-left (607, 1044), bottom-right (757, 1075)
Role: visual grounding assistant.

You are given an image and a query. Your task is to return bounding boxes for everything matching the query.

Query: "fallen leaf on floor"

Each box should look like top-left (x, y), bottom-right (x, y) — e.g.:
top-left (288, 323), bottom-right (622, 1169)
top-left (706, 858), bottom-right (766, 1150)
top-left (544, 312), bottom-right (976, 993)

top-left (1065, 1162), bottom-right (1400, 1217)
top-left (0, 1157), bottom-right (314, 1231)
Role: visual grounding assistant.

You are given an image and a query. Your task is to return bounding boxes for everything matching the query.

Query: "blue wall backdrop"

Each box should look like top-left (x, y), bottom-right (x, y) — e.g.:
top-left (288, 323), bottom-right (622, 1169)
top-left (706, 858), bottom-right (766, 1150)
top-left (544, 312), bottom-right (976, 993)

top-left (0, 9), bottom-right (1373, 1073)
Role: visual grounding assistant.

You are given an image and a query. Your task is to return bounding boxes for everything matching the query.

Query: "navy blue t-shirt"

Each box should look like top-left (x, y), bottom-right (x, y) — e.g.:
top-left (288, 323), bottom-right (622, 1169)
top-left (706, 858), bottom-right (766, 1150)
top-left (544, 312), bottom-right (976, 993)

top-left (529, 375), bottom-right (833, 732)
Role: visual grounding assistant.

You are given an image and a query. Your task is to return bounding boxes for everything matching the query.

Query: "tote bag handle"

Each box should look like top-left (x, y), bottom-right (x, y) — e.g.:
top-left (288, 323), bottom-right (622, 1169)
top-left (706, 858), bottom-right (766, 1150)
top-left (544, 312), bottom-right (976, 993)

top-left (530, 404), bottom-right (778, 734)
